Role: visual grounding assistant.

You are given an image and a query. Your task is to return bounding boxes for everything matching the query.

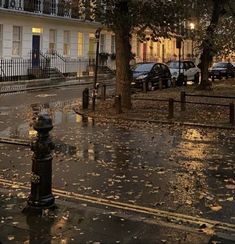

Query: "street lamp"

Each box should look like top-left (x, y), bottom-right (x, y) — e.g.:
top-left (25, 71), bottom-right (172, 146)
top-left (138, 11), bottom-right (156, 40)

top-left (92, 28), bottom-right (101, 111)
top-left (190, 22), bottom-right (195, 60)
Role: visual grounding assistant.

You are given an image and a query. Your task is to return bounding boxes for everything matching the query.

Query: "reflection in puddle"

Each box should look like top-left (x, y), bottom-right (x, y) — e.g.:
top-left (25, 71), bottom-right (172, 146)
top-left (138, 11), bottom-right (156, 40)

top-left (0, 100), bottom-right (94, 138)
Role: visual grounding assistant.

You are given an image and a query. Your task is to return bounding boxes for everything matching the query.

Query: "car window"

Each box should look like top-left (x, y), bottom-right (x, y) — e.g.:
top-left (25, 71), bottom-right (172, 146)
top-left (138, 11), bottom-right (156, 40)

top-left (183, 62), bottom-right (190, 70)
top-left (133, 63), bottom-right (155, 72)
top-left (161, 64), bottom-right (168, 71)
top-left (213, 62), bottom-right (228, 68)
top-left (167, 61), bottom-right (183, 69)
top-left (188, 62), bottom-right (195, 68)
top-left (153, 64), bottom-right (161, 73)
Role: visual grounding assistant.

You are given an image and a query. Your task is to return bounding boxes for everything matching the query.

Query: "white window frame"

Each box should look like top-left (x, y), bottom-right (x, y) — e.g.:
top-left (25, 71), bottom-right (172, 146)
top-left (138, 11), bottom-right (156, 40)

top-left (0, 24), bottom-right (2, 57)
top-left (63, 30), bottom-right (70, 56)
top-left (49, 29), bottom-right (56, 54)
top-left (12, 26), bottom-right (22, 56)
top-left (111, 35), bottom-right (115, 54)
top-left (77, 32), bottom-right (84, 57)
top-left (100, 34), bottom-right (106, 53)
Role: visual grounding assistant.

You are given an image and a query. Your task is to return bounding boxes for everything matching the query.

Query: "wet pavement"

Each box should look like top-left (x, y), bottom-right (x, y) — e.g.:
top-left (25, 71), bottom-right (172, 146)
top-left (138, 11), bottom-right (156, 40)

top-left (0, 83), bottom-right (235, 243)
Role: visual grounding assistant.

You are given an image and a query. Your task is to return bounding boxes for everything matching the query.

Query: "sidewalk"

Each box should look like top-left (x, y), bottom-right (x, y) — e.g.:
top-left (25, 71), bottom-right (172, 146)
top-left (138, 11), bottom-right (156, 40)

top-left (0, 74), bottom-right (114, 94)
top-left (89, 78), bottom-right (235, 129)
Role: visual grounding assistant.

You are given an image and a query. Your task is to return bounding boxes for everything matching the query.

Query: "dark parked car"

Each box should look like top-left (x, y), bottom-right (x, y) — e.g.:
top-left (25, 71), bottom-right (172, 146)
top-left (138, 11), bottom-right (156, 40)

top-left (209, 62), bottom-right (235, 79)
top-left (131, 62), bottom-right (171, 90)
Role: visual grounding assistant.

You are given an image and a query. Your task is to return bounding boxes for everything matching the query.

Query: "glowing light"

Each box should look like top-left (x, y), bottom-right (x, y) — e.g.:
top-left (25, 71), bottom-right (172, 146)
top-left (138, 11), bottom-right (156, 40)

top-left (32, 28), bottom-right (43, 34)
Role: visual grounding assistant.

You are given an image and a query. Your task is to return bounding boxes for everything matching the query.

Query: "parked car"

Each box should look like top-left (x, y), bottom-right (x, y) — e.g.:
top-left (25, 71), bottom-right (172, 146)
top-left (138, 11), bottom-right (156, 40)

top-left (209, 62), bottom-right (235, 79)
top-left (131, 62), bottom-right (171, 90)
top-left (167, 60), bottom-right (200, 83)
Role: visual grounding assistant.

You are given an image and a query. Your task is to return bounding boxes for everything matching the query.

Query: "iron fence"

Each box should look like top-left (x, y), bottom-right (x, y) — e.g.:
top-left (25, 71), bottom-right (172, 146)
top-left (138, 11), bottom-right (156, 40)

top-left (0, 54), bottom-right (96, 81)
top-left (0, 0), bottom-right (93, 21)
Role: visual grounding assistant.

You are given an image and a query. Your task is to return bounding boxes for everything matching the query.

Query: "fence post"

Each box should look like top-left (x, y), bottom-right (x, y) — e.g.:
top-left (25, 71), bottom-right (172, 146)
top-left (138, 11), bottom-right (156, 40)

top-left (159, 79), bottom-right (163, 90)
top-left (180, 91), bottom-right (186, 111)
top-left (23, 114), bottom-right (55, 214)
top-left (143, 81), bottom-right (147, 93)
top-left (184, 76), bottom-right (187, 86)
top-left (168, 98), bottom-right (174, 119)
top-left (115, 95), bottom-right (122, 114)
top-left (230, 103), bottom-right (234, 125)
top-left (101, 84), bottom-right (106, 101)
top-left (82, 88), bottom-right (89, 109)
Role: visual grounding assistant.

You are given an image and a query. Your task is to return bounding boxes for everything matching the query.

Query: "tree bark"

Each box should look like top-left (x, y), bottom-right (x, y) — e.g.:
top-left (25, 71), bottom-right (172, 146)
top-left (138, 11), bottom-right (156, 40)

top-left (199, 0), bottom-right (223, 89)
top-left (115, 28), bottom-right (132, 109)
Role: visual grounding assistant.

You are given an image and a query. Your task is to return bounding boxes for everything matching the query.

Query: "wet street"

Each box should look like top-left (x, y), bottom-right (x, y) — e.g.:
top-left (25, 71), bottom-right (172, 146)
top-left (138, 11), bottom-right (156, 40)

top-left (0, 86), bottom-right (235, 223)
top-left (0, 85), bottom-right (235, 242)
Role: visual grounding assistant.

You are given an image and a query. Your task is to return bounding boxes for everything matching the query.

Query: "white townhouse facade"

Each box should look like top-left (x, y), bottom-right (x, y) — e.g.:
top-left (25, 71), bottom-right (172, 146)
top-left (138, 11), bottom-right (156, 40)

top-left (0, 0), bottom-right (194, 81)
top-left (0, 0), bottom-right (116, 80)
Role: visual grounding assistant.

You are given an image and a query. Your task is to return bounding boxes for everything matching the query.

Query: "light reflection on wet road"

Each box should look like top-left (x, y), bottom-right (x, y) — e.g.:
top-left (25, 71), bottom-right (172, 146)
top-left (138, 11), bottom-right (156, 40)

top-left (0, 89), bottom-right (235, 225)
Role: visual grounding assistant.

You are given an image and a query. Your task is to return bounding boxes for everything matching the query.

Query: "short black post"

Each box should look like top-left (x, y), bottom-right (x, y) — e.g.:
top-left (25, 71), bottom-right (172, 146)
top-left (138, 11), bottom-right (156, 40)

top-left (172, 77), bottom-right (176, 87)
top-left (229, 103), bottom-right (234, 125)
top-left (184, 76), bottom-right (187, 86)
top-left (24, 114), bottom-right (55, 213)
top-left (101, 84), bottom-right (106, 101)
top-left (82, 88), bottom-right (89, 109)
top-left (143, 81), bottom-right (147, 93)
top-left (180, 91), bottom-right (186, 111)
top-left (115, 95), bottom-right (122, 114)
top-left (212, 75), bottom-right (215, 82)
top-left (159, 79), bottom-right (163, 90)
top-left (168, 98), bottom-right (174, 119)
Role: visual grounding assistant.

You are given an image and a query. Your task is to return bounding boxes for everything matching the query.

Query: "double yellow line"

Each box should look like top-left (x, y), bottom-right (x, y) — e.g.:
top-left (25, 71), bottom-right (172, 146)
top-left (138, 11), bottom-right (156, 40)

top-left (1, 178), bottom-right (235, 234)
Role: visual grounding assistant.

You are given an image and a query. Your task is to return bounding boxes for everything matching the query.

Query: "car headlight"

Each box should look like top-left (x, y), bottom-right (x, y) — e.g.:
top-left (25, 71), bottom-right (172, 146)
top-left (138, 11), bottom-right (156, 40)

top-left (136, 74), bottom-right (148, 80)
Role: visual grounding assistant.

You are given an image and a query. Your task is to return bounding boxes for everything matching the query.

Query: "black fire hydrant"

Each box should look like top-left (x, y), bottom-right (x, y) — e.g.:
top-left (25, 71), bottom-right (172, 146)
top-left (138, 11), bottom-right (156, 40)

top-left (25, 113), bottom-right (55, 212)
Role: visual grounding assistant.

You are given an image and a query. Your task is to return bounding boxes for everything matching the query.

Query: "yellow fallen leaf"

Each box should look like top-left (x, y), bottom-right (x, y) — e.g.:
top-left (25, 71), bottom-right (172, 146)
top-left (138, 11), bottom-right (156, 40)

top-left (210, 204), bottom-right (222, 212)
top-left (227, 197), bottom-right (234, 202)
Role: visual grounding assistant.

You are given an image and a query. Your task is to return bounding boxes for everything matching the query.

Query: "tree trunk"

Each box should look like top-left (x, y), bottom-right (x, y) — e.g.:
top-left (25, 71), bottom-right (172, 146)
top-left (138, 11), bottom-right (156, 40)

top-left (115, 28), bottom-right (132, 109)
top-left (199, 0), bottom-right (223, 89)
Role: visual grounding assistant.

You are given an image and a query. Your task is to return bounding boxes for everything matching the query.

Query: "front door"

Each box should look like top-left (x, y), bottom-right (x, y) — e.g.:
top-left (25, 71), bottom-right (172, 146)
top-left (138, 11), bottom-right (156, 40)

top-left (32, 35), bottom-right (40, 67)
top-left (143, 43), bottom-right (147, 62)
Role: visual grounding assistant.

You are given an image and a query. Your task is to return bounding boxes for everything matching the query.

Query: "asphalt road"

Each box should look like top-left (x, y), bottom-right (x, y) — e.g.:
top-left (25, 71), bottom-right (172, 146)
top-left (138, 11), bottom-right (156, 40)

top-left (0, 86), bottom-right (235, 243)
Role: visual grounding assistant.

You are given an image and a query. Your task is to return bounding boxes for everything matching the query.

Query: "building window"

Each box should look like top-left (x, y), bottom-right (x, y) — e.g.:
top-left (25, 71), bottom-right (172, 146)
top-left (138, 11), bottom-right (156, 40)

top-left (0, 25), bottom-right (2, 57)
top-left (12, 26), bottom-right (22, 56)
top-left (111, 35), bottom-right (115, 54)
top-left (136, 41), bottom-right (141, 57)
top-left (100, 34), bottom-right (106, 53)
top-left (77, 32), bottom-right (84, 57)
top-left (63, 30), bottom-right (70, 56)
top-left (49, 29), bottom-right (56, 54)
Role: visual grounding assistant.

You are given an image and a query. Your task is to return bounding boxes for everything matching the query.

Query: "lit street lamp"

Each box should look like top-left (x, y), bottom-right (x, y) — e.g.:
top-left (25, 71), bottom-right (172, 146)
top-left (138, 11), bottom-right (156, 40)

top-left (190, 22), bottom-right (195, 60)
top-left (92, 28), bottom-right (101, 111)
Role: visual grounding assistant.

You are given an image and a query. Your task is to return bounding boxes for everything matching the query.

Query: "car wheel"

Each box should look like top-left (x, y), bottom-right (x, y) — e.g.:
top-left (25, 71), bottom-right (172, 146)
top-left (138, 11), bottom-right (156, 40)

top-left (147, 81), bottom-right (153, 91)
top-left (194, 73), bottom-right (199, 83)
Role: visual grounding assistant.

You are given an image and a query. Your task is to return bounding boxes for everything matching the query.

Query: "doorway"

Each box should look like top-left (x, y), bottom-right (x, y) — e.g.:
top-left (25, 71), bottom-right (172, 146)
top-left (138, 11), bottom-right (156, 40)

top-left (32, 35), bottom-right (40, 67)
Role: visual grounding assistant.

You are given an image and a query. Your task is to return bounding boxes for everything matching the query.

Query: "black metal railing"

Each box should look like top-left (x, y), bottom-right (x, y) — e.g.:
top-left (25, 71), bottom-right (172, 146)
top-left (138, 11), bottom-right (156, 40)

top-left (0, 0), bottom-right (95, 21)
top-left (0, 51), bottom-right (96, 81)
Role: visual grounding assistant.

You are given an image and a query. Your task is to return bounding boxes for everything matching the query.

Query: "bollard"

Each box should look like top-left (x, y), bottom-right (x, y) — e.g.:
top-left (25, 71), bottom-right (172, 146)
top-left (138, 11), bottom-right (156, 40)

top-left (143, 81), bottom-right (147, 93)
top-left (101, 84), bottom-right (106, 101)
top-left (212, 75), bottom-right (215, 82)
top-left (82, 88), bottom-right (89, 109)
top-left (230, 103), bottom-right (234, 125)
top-left (24, 114), bottom-right (55, 213)
top-left (184, 76), bottom-right (187, 86)
top-left (115, 95), bottom-right (122, 114)
top-left (172, 77), bottom-right (176, 87)
top-left (168, 98), bottom-right (174, 119)
top-left (180, 91), bottom-right (186, 111)
top-left (159, 79), bottom-right (163, 90)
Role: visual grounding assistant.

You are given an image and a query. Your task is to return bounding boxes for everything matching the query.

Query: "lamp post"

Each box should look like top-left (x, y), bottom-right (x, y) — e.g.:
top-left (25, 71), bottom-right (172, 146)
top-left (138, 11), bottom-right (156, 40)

top-left (92, 28), bottom-right (101, 111)
top-left (190, 23), bottom-right (195, 60)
